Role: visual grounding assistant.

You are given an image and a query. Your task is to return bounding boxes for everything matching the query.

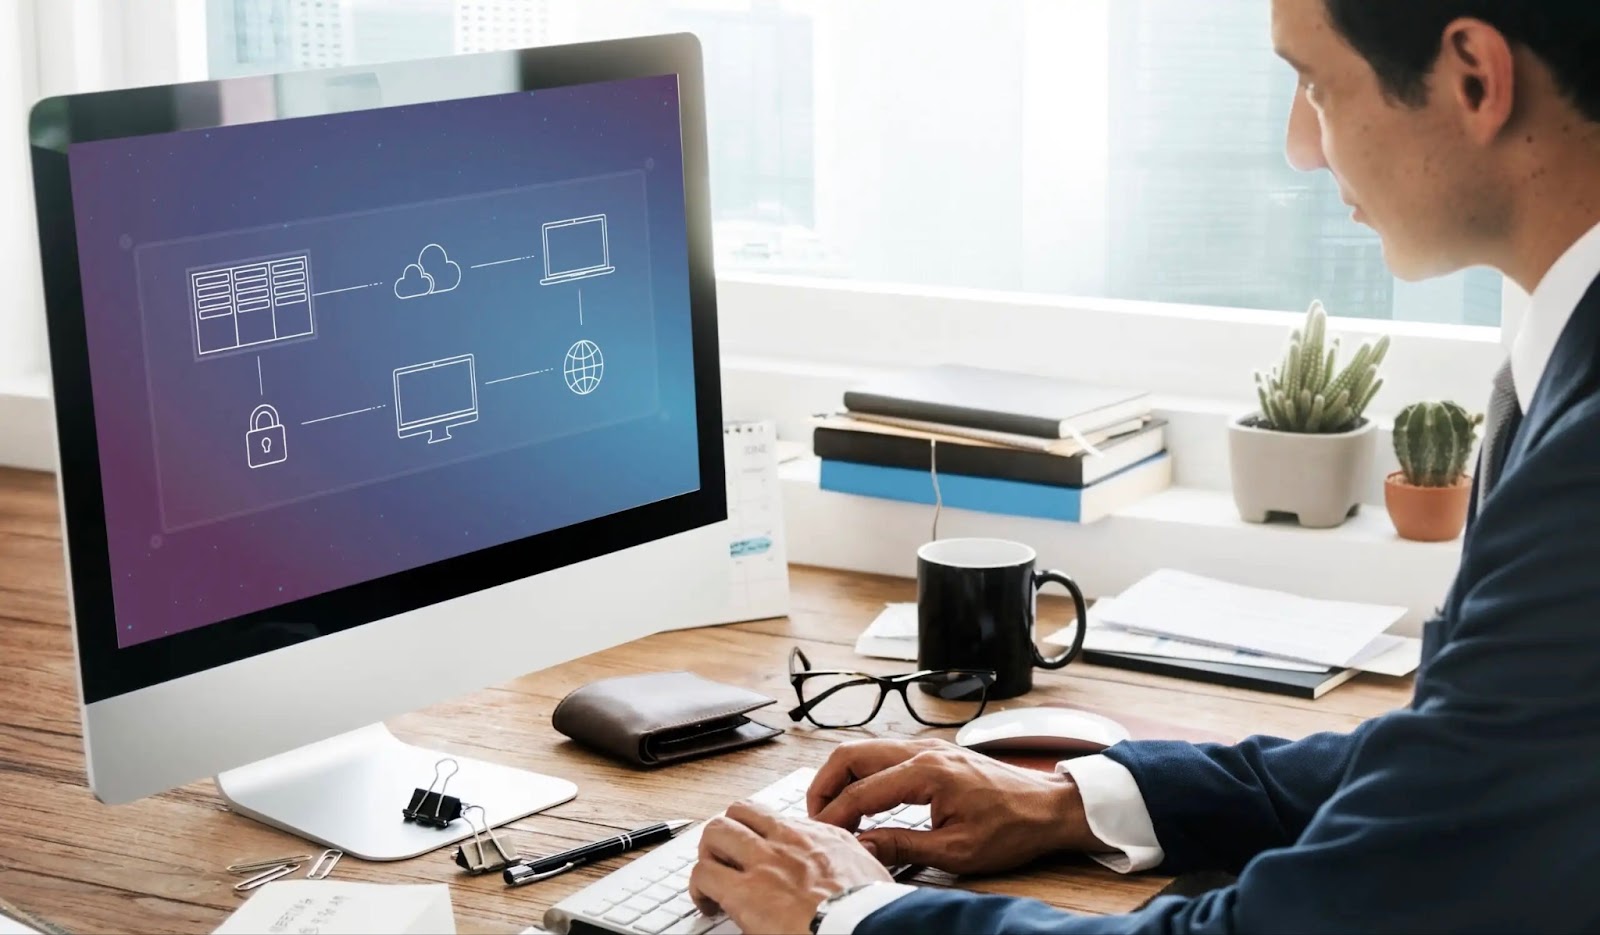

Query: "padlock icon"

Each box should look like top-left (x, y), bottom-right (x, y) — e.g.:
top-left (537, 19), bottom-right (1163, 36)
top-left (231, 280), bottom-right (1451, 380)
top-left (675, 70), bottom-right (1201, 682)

top-left (246, 404), bottom-right (288, 469)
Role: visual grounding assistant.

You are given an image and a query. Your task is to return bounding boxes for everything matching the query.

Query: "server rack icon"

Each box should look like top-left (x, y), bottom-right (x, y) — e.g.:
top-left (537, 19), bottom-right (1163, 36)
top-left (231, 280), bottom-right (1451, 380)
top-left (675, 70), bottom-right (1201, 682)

top-left (191, 253), bottom-right (315, 358)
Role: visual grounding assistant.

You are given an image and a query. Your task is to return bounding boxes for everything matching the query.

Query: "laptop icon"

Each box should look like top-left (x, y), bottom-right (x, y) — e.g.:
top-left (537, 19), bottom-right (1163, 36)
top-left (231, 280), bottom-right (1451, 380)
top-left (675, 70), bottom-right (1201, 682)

top-left (540, 214), bottom-right (616, 286)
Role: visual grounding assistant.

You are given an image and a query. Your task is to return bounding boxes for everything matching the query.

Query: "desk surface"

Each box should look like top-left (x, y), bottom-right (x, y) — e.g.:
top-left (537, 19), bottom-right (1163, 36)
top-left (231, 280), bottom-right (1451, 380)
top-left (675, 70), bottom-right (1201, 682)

top-left (0, 466), bottom-right (1415, 933)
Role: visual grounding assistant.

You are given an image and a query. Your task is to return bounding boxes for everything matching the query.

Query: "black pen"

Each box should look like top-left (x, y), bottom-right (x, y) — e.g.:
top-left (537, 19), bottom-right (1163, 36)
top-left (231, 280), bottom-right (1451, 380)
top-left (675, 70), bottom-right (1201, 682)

top-left (503, 820), bottom-right (696, 887)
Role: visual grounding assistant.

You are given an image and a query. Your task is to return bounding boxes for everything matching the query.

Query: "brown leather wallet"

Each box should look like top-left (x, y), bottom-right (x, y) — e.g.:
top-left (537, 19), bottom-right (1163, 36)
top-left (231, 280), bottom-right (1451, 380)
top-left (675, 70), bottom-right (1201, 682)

top-left (551, 671), bottom-right (784, 767)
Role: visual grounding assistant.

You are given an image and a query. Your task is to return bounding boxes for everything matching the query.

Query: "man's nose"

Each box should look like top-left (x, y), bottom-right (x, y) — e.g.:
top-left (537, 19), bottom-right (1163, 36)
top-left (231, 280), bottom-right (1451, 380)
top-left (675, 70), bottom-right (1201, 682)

top-left (1285, 86), bottom-right (1329, 172)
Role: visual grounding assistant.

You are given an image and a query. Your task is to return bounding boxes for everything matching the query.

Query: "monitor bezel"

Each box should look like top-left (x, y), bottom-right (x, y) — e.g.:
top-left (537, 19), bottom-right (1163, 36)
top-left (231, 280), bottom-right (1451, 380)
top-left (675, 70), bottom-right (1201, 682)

top-left (28, 34), bottom-right (725, 705)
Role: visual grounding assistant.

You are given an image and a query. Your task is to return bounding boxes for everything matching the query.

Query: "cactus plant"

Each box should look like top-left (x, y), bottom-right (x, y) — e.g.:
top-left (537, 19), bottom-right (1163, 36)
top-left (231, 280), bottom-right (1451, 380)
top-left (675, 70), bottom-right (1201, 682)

top-left (1253, 300), bottom-right (1390, 434)
top-left (1393, 401), bottom-right (1484, 487)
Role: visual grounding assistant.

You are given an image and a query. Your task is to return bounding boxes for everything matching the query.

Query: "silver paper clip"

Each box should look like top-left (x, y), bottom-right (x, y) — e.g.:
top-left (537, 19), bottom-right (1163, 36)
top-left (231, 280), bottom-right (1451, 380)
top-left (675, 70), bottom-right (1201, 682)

top-left (453, 805), bottom-right (520, 875)
top-left (233, 862), bottom-right (299, 892)
top-left (307, 849), bottom-right (343, 880)
top-left (227, 854), bottom-right (313, 874)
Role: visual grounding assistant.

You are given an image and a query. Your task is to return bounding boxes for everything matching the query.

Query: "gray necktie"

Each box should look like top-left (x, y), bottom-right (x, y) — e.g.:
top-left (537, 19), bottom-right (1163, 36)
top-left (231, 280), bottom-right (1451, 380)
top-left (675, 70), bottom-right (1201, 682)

top-left (1477, 359), bottom-right (1521, 508)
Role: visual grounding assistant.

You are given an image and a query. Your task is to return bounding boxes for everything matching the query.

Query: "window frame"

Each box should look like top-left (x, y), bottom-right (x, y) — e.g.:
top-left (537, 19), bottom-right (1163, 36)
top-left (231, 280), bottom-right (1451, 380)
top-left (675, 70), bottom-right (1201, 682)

top-left (715, 272), bottom-right (1514, 413)
top-left (0, 0), bottom-right (1523, 471)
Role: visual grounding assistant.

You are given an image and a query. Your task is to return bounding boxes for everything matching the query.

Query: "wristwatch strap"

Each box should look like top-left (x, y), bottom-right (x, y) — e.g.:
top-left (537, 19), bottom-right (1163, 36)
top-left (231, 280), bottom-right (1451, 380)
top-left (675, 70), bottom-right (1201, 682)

top-left (810, 883), bottom-right (878, 934)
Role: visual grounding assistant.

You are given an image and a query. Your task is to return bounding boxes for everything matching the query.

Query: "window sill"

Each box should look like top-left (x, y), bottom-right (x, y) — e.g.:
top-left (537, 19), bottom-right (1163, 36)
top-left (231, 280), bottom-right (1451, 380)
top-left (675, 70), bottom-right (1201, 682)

top-left (777, 456), bottom-right (1457, 637)
top-left (0, 370), bottom-right (54, 472)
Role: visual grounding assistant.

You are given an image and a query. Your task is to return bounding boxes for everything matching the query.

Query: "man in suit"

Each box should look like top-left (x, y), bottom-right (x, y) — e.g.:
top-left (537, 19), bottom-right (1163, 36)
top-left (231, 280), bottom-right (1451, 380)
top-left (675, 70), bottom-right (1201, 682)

top-left (687, 1), bottom-right (1600, 932)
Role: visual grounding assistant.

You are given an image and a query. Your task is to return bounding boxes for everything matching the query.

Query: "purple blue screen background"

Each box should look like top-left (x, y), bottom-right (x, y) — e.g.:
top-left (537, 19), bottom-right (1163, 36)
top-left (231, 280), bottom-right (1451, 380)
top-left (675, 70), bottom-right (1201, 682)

top-left (66, 75), bottom-right (700, 648)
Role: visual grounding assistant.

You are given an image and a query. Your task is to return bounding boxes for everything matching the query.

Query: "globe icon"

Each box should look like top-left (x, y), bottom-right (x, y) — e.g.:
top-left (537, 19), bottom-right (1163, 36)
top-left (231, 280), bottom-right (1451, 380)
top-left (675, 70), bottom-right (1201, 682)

top-left (564, 339), bottom-right (604, 395)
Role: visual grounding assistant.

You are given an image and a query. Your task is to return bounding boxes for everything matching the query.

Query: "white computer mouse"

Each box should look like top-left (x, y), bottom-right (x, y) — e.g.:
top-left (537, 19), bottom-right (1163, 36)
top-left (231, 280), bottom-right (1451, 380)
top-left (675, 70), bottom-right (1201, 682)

top-left (954, 706), bottom-right (1132, 755)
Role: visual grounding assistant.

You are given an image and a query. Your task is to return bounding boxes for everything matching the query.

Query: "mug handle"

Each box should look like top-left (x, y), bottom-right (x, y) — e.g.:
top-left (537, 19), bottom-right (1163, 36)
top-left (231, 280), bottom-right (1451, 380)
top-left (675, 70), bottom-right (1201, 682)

top-left (1032, 569), bottom-right (1087, 669)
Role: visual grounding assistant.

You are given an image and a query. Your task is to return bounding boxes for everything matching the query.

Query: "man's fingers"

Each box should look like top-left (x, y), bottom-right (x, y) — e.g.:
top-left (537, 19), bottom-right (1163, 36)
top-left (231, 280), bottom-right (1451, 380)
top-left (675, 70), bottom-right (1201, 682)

top-left (856, 826), bottom-right (965, 871)
top-left (813, 758), bottom-right (936, 830)
top-left (687, 855), bottom-right (741, 917)
top-left (724, 800), bottom-right (782, 838)
top-left (807, 740), bottom-right (926, 816)
top-left (698, 814), bottom-right (769, 869)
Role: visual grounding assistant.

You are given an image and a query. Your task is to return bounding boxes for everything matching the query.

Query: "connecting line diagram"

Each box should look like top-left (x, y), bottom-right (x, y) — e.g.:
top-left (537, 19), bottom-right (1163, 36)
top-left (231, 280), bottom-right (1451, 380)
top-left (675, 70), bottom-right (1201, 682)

top-left (210, 212), bottom-right (615, 470)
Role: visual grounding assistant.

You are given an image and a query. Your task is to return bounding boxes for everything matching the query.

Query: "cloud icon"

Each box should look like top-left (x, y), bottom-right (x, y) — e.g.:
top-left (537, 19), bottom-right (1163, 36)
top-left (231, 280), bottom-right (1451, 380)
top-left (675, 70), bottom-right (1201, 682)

top-left (394, 263), bottom-right (432, 300)
top-left (393, 243), bottom-right (461, 300)
top-left (418, 243), bottom-right (460, 294)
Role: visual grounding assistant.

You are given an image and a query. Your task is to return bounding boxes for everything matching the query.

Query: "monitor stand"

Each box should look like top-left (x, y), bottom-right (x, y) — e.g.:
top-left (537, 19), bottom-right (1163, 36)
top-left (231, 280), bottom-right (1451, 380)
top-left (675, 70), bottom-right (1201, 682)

top-left (215, 723), bottom-right (577, 861)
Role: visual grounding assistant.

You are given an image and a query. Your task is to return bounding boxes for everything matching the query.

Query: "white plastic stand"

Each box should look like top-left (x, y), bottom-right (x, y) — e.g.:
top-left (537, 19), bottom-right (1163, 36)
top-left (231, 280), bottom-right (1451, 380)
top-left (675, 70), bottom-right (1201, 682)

top-left (215, 723), bottom-right (577, 861)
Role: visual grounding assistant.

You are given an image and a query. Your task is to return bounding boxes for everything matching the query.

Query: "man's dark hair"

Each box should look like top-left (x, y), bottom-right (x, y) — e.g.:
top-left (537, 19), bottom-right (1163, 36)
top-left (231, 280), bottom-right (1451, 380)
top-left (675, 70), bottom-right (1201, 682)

top-left (1323, 0), bottom-right (1600, 123)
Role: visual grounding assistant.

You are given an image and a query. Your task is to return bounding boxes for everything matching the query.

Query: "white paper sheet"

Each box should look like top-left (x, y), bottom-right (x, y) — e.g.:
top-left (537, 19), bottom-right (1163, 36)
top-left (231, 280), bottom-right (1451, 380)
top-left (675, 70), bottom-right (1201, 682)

top-left (854, 602), bottom-right (919, 662)
top-left (1096, 570), bottom-right (1406, 668)
top-left (214, 881), bottom-right (455, 935)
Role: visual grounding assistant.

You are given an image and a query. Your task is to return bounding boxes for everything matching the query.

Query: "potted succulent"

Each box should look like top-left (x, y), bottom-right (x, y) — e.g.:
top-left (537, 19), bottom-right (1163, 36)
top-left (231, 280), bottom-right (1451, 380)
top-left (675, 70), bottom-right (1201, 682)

top-left (1385, 401), bottom-right (1484, 541)
top-left (1229, 300), bottom-right (1390, 528)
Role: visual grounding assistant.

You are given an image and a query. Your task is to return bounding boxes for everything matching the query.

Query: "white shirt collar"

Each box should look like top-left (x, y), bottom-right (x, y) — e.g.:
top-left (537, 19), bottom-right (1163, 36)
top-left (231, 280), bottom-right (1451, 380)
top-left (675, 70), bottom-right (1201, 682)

top-left (1511, 219), bottom-right (1600, 411)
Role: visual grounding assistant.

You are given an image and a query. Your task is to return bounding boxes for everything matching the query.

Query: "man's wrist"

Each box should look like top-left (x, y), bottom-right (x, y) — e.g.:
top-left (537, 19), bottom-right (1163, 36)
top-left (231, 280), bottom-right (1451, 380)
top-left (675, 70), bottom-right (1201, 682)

top-left (1047, 772), bottom-right (1107, 854)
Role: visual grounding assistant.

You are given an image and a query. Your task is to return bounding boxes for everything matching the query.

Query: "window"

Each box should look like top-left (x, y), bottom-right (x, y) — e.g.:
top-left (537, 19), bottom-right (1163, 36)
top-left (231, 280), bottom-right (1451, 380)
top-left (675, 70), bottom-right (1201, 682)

top-left (206, 0), bottom-right (1501, 327)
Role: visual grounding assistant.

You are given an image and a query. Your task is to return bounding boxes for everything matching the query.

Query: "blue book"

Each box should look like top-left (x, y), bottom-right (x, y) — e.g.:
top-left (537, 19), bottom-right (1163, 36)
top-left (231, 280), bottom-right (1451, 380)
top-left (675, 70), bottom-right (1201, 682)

top-left (819, 452), bottom-right (1172, 523)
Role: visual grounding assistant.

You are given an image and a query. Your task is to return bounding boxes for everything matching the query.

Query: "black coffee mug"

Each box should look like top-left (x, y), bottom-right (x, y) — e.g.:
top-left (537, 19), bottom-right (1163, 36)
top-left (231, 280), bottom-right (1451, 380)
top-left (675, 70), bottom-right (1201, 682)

top-left (916, 538), bottom-right (1088, 700)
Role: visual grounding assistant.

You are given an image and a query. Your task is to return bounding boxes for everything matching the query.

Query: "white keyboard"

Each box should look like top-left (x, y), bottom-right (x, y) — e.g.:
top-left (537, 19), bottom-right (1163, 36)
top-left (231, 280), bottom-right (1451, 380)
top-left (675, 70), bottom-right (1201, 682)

top-left (538, 767), bottom-right (931, 935)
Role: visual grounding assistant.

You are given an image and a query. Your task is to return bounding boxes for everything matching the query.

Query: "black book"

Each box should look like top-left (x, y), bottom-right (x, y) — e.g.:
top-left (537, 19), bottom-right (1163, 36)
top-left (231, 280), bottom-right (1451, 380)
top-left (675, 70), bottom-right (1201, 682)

top-left (813, 418), bottom-right (1167, 488)
top-left (1083, 649), bottom-right (1359, 700)
top-left (842, 364), bottom-right (1151, 439)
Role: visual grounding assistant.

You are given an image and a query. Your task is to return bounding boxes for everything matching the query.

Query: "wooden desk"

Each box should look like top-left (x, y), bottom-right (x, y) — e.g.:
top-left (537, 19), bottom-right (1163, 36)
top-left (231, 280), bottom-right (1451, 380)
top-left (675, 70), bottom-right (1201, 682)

top-left (0, 467), bottom-right (1414, 933)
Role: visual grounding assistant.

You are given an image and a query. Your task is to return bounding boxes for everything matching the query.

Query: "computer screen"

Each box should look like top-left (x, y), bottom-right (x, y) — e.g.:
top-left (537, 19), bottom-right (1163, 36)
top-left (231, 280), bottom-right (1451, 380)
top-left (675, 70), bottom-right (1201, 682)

top-left (63, 74), bottom-right (702, 651)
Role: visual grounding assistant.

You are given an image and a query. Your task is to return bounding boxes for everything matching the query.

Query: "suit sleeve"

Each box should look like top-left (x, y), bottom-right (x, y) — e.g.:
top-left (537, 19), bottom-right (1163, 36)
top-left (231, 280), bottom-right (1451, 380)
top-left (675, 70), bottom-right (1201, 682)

top-left (859, 412), bottom-right (1600, 934)
top-left (1096, 724), bottom-right (1371, 875)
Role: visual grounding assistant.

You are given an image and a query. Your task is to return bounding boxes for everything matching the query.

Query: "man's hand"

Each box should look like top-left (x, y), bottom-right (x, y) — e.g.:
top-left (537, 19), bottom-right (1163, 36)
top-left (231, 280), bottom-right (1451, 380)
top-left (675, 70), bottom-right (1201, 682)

top-left (688, 800), bottom-right (892, 935)
top-left (808, 738), bottom-right (1106, 875)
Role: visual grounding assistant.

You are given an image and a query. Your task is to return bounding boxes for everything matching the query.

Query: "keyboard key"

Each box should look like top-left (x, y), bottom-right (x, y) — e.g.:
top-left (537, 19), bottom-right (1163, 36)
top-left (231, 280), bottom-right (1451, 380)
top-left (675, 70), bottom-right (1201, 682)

top-left (623, 895), bottom-right (659, 914)
top-left (605, 907), bottom-right (644, 926)
top-left (570, 894), bottom-right (617, 917)
top-left (633, 909), bottom-right (684, 934)
top-left (665, 895), bottom-right (697, 917)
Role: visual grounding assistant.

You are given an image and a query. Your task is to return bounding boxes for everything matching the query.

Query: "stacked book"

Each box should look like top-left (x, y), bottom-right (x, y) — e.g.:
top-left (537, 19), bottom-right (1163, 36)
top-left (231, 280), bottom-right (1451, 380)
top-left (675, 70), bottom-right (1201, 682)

top-left (813, 363), bottom-right (1172, 523)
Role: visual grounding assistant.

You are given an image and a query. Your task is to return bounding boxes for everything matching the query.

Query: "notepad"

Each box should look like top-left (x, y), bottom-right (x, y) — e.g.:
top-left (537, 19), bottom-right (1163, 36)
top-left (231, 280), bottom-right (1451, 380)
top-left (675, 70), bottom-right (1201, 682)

top-left (1095, 570), bottom-right (1407, 670)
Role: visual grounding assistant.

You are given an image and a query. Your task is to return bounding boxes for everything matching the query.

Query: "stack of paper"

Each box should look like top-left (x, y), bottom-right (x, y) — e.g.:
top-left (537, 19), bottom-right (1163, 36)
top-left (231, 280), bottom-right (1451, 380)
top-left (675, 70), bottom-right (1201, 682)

top-left (214, 881), bottom-right (455, 935)
top-left (1045, 569), bottom-right (1421, 677)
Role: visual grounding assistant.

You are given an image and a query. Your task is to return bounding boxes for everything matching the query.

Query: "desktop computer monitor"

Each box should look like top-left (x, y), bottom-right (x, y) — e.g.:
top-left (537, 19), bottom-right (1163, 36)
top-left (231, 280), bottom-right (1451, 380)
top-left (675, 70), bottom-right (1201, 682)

top-left (26, 35), bottom-right (727, 860)
top-left (394, 354), bottom-right (480, 444)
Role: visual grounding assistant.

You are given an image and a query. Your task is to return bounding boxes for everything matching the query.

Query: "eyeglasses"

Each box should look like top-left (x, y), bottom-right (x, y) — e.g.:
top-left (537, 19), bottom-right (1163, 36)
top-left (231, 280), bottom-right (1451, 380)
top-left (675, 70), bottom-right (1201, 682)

top-left (786, 647), bottom-right (997, 729)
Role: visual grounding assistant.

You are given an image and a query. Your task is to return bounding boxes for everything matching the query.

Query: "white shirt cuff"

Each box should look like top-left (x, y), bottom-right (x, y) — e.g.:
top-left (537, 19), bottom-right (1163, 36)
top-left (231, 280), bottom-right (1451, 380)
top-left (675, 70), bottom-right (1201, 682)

top-left (814, 881), bottom-right (921, 935)
top-left (1057, 754), bottom-right (1165, 873)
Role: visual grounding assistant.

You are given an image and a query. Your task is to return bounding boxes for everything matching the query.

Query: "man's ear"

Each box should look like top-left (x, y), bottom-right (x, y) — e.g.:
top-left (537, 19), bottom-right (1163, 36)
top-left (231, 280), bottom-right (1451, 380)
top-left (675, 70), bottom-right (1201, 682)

top-left (1439, 17), bottom-right (1516, 143)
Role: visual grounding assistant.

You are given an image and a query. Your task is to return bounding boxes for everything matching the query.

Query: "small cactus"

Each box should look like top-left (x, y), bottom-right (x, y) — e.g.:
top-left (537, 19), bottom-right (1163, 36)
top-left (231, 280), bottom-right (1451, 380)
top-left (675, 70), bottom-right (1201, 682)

top-left (1393, 401), bottom-right (1484, 487)
top-left (1253, 300), bottom-right (1390, 434)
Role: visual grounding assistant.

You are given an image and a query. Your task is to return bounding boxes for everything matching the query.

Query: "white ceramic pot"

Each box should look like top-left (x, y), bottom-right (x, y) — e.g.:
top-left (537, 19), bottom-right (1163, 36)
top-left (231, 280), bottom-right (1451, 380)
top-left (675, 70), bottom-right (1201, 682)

top-left (1227, 413), bottom-right (1376, 528)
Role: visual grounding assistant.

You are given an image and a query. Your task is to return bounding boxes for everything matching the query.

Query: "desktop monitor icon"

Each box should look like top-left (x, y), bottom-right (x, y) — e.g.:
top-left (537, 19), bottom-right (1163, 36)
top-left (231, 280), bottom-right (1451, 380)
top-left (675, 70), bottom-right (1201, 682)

top-left (540, 214), bottom-right (616, 285)
top-left (394, 354), bottom-right (479, 444)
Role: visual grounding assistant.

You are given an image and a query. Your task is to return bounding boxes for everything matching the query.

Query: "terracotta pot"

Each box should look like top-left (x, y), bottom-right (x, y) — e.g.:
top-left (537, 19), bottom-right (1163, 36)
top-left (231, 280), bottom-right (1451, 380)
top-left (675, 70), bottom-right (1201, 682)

top-left (1384, 471), bottom-right (1471, 542)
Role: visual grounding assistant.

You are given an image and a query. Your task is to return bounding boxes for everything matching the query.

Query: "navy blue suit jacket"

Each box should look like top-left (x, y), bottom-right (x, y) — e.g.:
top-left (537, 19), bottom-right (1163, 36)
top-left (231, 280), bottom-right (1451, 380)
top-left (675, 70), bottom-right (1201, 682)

top-left (861, 276), bottom-right (1600, 934)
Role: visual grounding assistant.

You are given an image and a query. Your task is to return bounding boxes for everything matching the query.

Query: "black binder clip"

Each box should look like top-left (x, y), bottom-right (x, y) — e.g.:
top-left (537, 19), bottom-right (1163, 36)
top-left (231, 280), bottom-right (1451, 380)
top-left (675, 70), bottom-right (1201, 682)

top-left (453, 805), bottom-right (521, 874)
top-left (403, 757), bottom-right (464, 828)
